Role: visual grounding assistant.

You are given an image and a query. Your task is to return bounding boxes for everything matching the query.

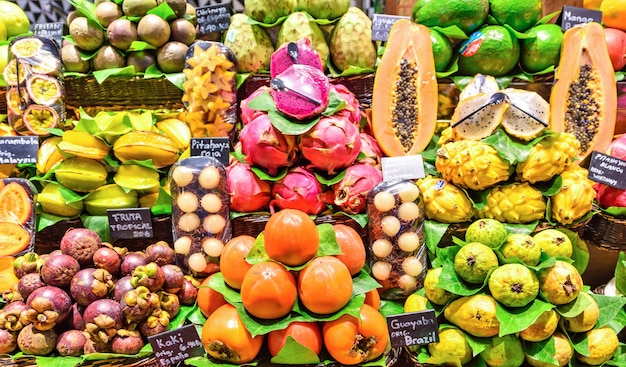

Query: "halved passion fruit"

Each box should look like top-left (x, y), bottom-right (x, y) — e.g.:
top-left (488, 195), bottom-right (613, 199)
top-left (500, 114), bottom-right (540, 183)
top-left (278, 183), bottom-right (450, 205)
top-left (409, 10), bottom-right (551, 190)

top-left (31, 57), bottom-right (60, 75)
top-left (6, 87), bottom-right (29, 116)
top-left (3, 59), bottom-right (29, 86)
top-left (0, 181), bottom-right (32, 225)
top-left (10, 37), bottom-right (43, 58)
top-left (26, 74), bottom-right (62, 106)
top-left (21, 105), bottom-right (59, 136)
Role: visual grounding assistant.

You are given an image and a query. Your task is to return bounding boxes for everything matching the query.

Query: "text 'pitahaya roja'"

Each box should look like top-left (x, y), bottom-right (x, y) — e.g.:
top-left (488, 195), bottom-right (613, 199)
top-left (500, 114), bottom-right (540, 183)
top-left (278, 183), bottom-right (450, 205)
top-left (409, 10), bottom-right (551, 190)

top-left (270, 64), bottom-right (330, 120)
top-left (595, 134), bottom-right (626, 208)
top-left (239, 86), bottom-right (269, 125)
top-left (357, 132), bottom-right (382, 166)
top-left (270, 38), bottom-right (324, 78)
top-left (239, 113), bottom-right (298, 176)
top-left (270, 167), bottom-right (326, 215)
top-left (323, 163), bottom-right (382, 214)
top-left (331, 83), bottom-right (361, 125)
top-left (299, 114), bottom-right (361, 175)
top-left (227, 160), bottom-right (272, 212)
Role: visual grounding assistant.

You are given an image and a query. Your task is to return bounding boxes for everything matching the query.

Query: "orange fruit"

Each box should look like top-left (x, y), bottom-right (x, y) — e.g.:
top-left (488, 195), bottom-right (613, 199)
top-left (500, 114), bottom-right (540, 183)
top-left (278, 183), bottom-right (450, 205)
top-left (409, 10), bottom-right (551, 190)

top-left (602, 0), bottom-right (626, 31)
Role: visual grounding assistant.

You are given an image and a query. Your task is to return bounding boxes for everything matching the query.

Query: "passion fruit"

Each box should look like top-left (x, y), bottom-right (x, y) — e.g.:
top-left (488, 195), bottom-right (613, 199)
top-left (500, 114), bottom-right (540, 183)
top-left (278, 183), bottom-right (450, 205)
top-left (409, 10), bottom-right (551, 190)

top-left (20, 105), bottom-right (59, 136)
top-left (26, 74), bottom-right (62, 106)
top-left (10, 37), bottom-right (43, 58)
top-left (6, 87), bottom-right (29, 116)
top-left (3, 59), bottom-right (29, 87)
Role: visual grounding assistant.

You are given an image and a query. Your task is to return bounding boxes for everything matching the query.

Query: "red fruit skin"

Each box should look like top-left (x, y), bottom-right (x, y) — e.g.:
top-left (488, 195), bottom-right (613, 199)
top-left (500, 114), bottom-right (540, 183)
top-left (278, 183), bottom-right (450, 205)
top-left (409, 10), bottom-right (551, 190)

top-left (226, 160), bottom-right (272, 212)
top-left (270, 167), bottom-right (325, 215)
top-left (604, 27), bottom-right (626, 71)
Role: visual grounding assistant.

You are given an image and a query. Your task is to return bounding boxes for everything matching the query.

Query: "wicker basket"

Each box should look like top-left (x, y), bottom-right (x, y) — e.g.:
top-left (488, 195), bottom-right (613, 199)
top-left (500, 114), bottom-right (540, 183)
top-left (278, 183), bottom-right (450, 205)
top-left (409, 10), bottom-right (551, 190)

top-left (0, 355), bottom-right (160, 367)
top-left (583, 211), bottom-right (626, 250)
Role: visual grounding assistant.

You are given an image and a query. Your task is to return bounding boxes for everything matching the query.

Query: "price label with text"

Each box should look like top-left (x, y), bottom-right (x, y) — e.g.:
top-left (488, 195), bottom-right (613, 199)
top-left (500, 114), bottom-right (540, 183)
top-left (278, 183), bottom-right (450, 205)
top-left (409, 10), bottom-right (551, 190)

top-left (381, 155), bottom-right (425, 182)
top-left (0, 136), bottom-right (39, 164)
top-left (558, 5), bottom-right (601, 32)
top-left (387, 310), bottom-right (438, 348)
top-left (196, 3), bottom-right (231, 35)
top-left (371, 14), bottom-right (410, 41)
top-left (149, 324), bottom-right (205, 367)
top-left (587, 151), bottom-right (626, 190)
top-left (190, 137), bottom-right (230, 166)
top-left (32, 22), bottom-right (65, 48)
top-left (107, 208), bottom-right (154, 240)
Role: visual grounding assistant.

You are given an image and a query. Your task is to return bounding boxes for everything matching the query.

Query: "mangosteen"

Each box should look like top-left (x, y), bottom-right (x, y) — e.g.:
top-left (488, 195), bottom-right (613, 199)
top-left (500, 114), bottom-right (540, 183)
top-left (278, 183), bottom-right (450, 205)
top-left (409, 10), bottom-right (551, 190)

top-left (93, 247), bottom-right (122, 275)
top-left (83, 299), bottom-right (123, 345)
top-left (17, 324), bottom-right (58, 356)
top-left (113, 275), bottom-right (134, 302)
top-left (120, 252), bottom-right (147, 276)
top-left (0, 301), bottom-right (28, 331)
top-left (13, 252), bottom-right (40, 278)
top-left (145, 241), bottom-right (176, 266)
top-left (121, 286), bottom-right (159, 323)
top-left (131, 262), bottom-right (165, 292)
top-left (40, 254), bottom-right (80, 288)
top-left (70, 268), bottom-right (115, 306)
top-left (70, 303), bottom-right (86, 331)
top-left (111, 329), bottom-right (144, 355)
top-left (56, 329), bottom-right (87, 356)
top-left (17, 273), bottom-right (45, 299)
top-left (23, 286), bottom-right (72, 331)
top-left (60, 228), bottom-right (102, 266)
top-left (176, 277), bottom-right (198, 306)
top-left (139, 309), bottom-right (169, 337)
top-left (158, 291), bottom-right (180, 319)
top-left (161, 264), bottom-right (184, 293)
top-left (0, 329), bottom-right (17, 353)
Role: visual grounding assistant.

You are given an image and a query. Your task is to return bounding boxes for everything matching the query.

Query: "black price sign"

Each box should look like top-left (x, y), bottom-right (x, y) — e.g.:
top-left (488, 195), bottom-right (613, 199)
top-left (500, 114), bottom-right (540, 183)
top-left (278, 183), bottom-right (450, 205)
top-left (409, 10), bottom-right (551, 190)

top-left (107, 207), bottom-right (154, 240)
top-left (558, 6), bottom-right (602, 32)
top-left (381, 155), bottom-right (425, 182)
top-left (190, 137), bottom-right (230, 166)
top-left (149, 324), bottom-right (205, 366)
top-left (196, 3), bottom-right (231, 35)
top-left (588, 151), bottom-right (626, 190)
top-left (371, 14), bottom-right (410, 41)
top-left (32, 22), bottom-right (65, 48)
top-left (387, 310), bottom-right (438, 348)
top-left (0, 136), bottom-right (39, 164)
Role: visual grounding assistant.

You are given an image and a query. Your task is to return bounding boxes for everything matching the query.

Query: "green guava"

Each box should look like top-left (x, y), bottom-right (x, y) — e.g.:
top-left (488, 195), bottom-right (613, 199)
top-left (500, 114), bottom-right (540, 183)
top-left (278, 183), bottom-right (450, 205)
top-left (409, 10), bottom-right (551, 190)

top-left (423, 267), bottom-right (459, 305)
top-left (525, 332), bottom-right (573, 367)
top-left (454, 242), bottom-right (499, 284)
top-left (520, 309), bottom-right (559, 342)
top-left (533, 229), bottom-right (573, 258)
top-left (480, 334), bottom-right (525, 367)
top-left (562, 292), bottom-right (599, 333)
top-left (488, 263), bottom-right (539, 308)
top-left (465, 218), bottom-right (508, 248)
top-left (538, 260), bottom-right (582, 305)
top-left (428, 327), bottom-right (473, 365)
top-left (500, 233), bottom-right (541, 266)
top-left (576, 327), bottom-right (619, 365)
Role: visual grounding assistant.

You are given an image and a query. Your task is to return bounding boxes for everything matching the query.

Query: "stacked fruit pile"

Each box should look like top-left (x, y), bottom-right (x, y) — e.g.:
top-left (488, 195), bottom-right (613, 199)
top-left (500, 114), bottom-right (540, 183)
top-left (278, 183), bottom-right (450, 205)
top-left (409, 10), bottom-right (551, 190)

top-left (228, 39), bottom-right (382, 216)
top-left (62, 0), bottom-right (197, 74)
top-left (223, 1), bottom-right (376, 74)
top-left (35, 109), bottom-right (190, 222)
top-left (0, 228), bottom-right (199, 356)
top-left (405, 218), bottom-right (624, 366)
top-left (197, 209), bottom-right (388, 366)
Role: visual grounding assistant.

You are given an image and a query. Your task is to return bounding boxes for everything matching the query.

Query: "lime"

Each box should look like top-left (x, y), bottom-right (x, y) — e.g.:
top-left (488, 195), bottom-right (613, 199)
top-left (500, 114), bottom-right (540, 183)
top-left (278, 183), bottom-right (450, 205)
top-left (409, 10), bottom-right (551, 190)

top-left (520, 24), bottom-right (563, 73)
top-left (458, 25), bottom-right (520, 76)
top-left (0, 0), bottom-right (30, 37)
top-left (489, 0), bottom-right (542, 32)
top-left (429, 28), bottom-right (453, 71)
top-left (413, 0), bottom-right (489, 35)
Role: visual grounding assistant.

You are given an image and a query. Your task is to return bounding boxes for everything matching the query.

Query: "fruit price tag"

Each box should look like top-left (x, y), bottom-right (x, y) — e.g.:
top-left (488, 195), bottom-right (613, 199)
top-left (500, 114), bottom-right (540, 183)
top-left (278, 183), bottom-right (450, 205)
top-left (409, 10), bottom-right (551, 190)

top-left (381, 155), bottom-right (425, 182)
top-left (557, 6), bottom-right (602, 32)
top-left (371, 14), bottom-right (411, 41)
top-left (107, 207), bottom-right (154, 240)
top-left (196, 3), bottom-right (231, 35)
top-left (190, 137), bottom-right (230, 166)
top-left (587, 151), bottom-right (626, 190)
top-left (31, 22), bottom-right (65, 49)
top-left (149, 324), bottom-right (205, 367)
top-left (0, 136), bottom-right (39, 164)
top-left (386, 310), bottom-right (439, 348)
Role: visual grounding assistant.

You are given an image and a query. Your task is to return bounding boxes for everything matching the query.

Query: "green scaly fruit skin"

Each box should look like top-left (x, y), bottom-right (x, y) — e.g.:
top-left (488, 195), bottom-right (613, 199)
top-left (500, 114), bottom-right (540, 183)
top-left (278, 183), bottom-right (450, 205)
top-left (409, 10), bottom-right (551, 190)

top-left (329, 7), bottom-right (376, 71)
top-left (277, 12), bottom-right (329, 66)
top-left (488, 263), bottom-right (539, 308)
top-left (428, 327), bottom-right (473, 365)
top-left (444, 294), bottom-right (500, 337)
top-left (223, 14), bottom-right (274, 73)
top-left (500, 233), bottom-right (541, 266)
top-left (464, 218), bottom-right (508, 249)
top-left (244, 0), bottom-right (297, 24)
top-left (453, 242), bottom-right (499, 284)
top-left (298, 0), bottom-right (350, 20)
top-left (480, 335), bottom-right (525, 367)
top-left (412, 0), bottom-right (489, 35)
top-left (532, 229), bottom-right (573, 259)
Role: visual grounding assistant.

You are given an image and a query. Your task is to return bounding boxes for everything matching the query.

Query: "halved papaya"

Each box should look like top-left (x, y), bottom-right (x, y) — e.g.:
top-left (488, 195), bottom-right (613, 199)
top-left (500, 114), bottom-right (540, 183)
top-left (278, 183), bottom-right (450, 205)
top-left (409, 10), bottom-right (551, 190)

top-left (549, 22), bottom-right (617, 163)
top-left (0, 222), bottom-right (30, 257)
top-left (371, 19), bottom-right (438, 156)
top-left (0, 181), bottom-right (32, 225)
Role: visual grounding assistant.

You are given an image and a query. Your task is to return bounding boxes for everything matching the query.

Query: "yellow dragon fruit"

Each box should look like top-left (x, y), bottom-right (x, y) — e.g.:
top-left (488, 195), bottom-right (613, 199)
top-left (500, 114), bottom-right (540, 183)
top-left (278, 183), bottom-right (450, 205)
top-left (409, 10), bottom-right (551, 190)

top-left (477, 182), bottom-right (546, 224)
top-left (436, 140), bottom-right (510, 191)
top-left (417, 176), bottom-right (473, 223)
top-left (517, 132), bottom-right (580, 183)
top-left (551, 165), bottom-right (595, 225)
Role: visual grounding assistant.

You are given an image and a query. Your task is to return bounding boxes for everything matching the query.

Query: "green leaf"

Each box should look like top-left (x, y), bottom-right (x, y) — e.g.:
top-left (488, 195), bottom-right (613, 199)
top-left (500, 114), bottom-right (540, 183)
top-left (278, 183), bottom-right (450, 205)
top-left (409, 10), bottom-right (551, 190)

top-left (236, 73), bottom-right (250, 89)
top-left (187, 305), bottom-right (207, 326)
top-left (268, 109), bottom-right (319, 135)
top-left (245, 232), bottom-right (268, 265)
top-left (482, 128), bottom-right (537, 165)
top-left (208, 272), bottom-right (242, 304)
top-left (322, 90), bottom-right (347, 116)
top-left (164, 72), bottom-right (185, 90)
top-left (67, 0), bottom-right (100, 28)
top-left (352, 269), bottom-right (382, 296)
top-left (556, 292), bottom-right (592, 318)
top-left (127, 40), bottom-right (157, 52)
top-left (150, 187), bottom-right (173, 216)
top-left (92, 66), bottom-right (136, 84)
top-left (169, 304), bottom-right (197, 330)
top-left (315, 169), bottom-right (346, 186)
top-left (603, 206), bottom-right (626, 217)
top-left (36, 210), bottom-right (77, 232)
top-left (503, 24), bottom-right (534, 40)
top-left (146, 0), bottom-right (177, 20)
top-left (559, 227), bottom-right (589, 275)
top-left (616, 252), bottom-right (626, 296)
top-left (144, 64), bottom-right (165, 79)
top-left (523, 336), bottom-right (558, 365)
top-left (315, 223), bottom-right (343, 257)
top-left (433, 245), bottom-right (460, 269)
top-left (80, 214), bottom-right (111, 243)
top-left (592, 293), bottom-right (626, 330)
top-left (379, 299), bottom-right (405, 318)
top-left (432, 25), bottom-right (468, 39)
top-left (271, 336), bottom-right (320, 365)
top-left (424, 220), bottom-right (450, 255)
top-left (534, 175), bottom-right (562, 197)
top-left (496, 299), bottom-right (554, 336)
top-left (246, 14), bottom-right (290, 27)
top-left (250, 165), bottom-right (287, 182)
top-left (503, 221), bottom-right (538, 235)
top-left (438, 263), bottom-right (485, 296)
top-left (246, 91), bottom-right (275, 111)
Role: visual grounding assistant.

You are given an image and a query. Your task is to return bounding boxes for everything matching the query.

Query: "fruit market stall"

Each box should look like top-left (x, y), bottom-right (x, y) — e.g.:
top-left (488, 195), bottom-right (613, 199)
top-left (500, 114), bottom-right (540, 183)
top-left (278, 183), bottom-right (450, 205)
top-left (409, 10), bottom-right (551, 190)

top-left (0, 0), bottom-right (625, 366)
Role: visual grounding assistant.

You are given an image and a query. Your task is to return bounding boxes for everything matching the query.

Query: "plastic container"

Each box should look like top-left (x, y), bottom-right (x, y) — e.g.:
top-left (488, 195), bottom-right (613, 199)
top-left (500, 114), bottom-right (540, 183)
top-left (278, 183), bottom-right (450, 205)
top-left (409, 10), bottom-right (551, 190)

top-left (169, 156), bottom-right (231, 276)
top-left (0, 178), bottom-right (37, 257)
top-left (367, 179), bottom-right (428, 299)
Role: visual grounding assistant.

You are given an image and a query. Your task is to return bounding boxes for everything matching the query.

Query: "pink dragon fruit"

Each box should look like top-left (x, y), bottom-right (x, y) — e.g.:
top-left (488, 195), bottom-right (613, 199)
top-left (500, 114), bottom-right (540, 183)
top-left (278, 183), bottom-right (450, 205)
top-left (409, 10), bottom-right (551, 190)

top-left (331, 83), bottom-right (362, 125)
top-left (299, 114), bottom-right (362, 175)
top-left (270, 64), bottom-right (330, 120)
top-left (239, 86), bottom-right (270, 125)
top-left (270, 38), bottom-right (324, 78)
top-left (239, 113), bottom-right (298, 176)
top-left (226, 160), bottom-right (272, 212)
top-left (323, 163), bottom-right (382, 214)
top-left (270, 167), bottom-right (326, 215)
top-left (357, 133), bottom-right (383, 166)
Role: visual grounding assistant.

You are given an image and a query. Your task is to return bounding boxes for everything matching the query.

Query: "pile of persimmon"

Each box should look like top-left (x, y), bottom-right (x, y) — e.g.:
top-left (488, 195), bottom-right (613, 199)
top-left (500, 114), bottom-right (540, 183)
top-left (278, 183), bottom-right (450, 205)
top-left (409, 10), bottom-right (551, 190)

top-left (199, 208), bottom-right (390, 365)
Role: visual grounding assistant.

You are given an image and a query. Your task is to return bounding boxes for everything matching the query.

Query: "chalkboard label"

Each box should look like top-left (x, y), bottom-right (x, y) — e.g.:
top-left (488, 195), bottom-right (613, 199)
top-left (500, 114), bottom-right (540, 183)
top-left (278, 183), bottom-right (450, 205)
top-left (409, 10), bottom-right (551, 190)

top-left (196, 3), bottom-right (231, 35)
top-left (107, 207), bottom-right (154, 240)
top-left (32, 22), bottom-right (65, 48)
top-left (381, 155), bottom-right (425, 182)
top-left (0, 136), bottom-right (39, 164)
top-left (149, 324), bottom-right (205, 367)
top-left (371, 14), bottom-right (410, 41)
top-left (558, 6), bottom-right (602, 32)
top-left (587, 151), bottom-right (626, 190)
top-left (387, 310), bottom-right (439, 348)
top-left (190, 137), bottom-right (230, 166)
